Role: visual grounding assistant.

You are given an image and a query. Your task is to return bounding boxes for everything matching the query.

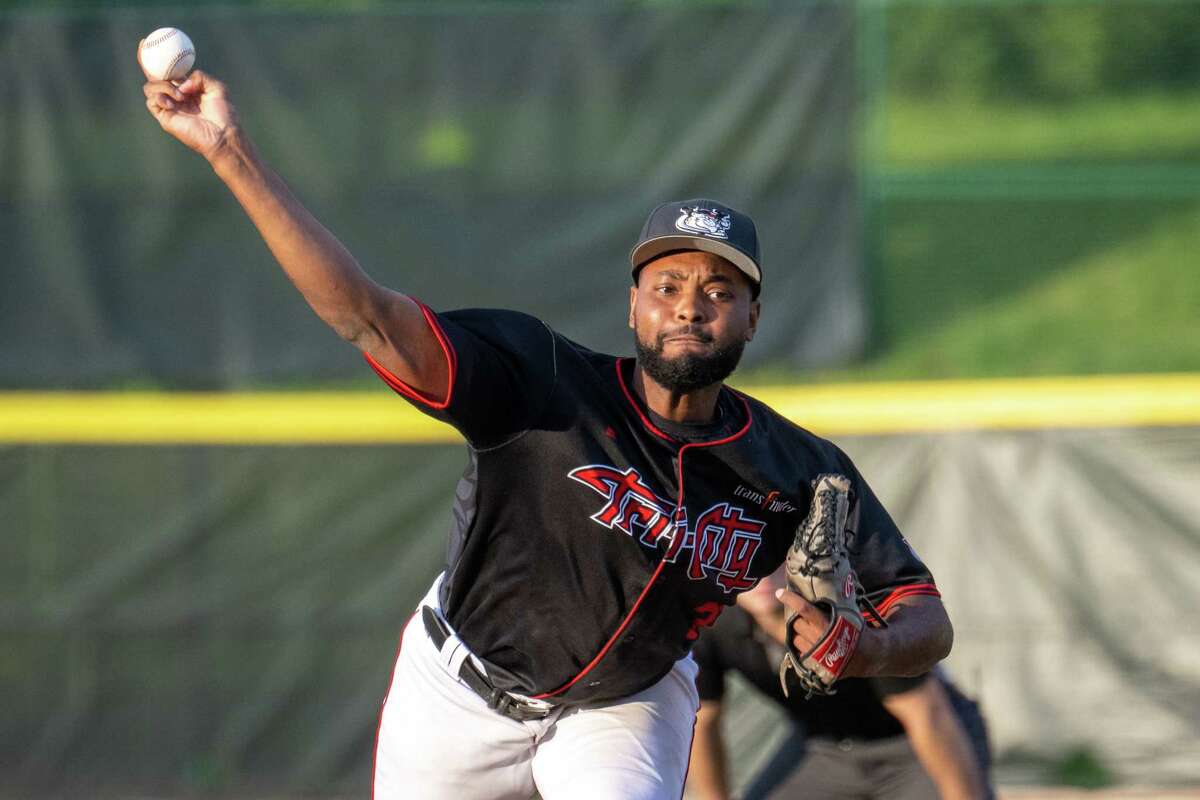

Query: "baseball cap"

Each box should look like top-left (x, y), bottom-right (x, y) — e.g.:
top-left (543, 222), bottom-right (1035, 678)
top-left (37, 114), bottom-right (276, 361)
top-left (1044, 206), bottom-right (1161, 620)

top-left (629, 199), bottom-right (762, 294)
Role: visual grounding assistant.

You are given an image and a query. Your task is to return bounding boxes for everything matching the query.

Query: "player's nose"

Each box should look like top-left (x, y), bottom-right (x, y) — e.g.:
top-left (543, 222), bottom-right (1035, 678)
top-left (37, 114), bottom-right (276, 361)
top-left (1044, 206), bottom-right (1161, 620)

top-left (673, 286), bottom-right (708, 323)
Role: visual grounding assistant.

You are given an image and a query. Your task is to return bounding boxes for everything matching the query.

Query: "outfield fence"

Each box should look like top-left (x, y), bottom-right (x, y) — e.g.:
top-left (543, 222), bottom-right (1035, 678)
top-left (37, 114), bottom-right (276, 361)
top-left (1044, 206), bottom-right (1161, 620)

top-left (3, 1), bottom-right (1200, 795)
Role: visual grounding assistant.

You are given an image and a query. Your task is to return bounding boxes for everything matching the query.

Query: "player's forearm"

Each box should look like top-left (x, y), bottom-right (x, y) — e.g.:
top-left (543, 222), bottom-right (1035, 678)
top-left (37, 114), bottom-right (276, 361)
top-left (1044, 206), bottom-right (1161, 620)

top-left (208, 127), bottom-right (407, 347)
top-left (884, 681), bottom-right (987, 799)
top-left (687, 710), bottom-right (731, 800)
top-left (847, 595), bottom-right (953, 679)
top-left (915, 734), bottom-right (987, 800)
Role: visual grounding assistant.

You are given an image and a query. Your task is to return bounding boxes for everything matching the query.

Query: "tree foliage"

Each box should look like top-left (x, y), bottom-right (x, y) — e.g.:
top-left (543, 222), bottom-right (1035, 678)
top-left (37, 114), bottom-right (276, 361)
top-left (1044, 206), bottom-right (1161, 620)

top-left (889, 2), bottom-right (1200, 101)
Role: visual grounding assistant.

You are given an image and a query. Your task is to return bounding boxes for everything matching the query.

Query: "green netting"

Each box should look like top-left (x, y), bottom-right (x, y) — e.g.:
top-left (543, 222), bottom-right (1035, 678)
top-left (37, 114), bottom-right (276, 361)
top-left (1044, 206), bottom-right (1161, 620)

top-left (6, 428), bottom-right (1200, 795)
top-left (3, 444), bottom-right (466, 794)
top-left (0, 4), bottom-right (862, 389)
top-left (5, 2), bottom-right (1200, 797)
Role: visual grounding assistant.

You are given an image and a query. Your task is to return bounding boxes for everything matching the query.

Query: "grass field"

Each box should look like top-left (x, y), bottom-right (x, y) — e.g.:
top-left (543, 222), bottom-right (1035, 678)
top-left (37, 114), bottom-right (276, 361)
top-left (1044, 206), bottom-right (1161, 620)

top-left (881, 92), bottom-right (1200, 167)
top-left (747, 90), bottom-right (1200, 385)
top-left (859, 199), bottom-right (1199, 380)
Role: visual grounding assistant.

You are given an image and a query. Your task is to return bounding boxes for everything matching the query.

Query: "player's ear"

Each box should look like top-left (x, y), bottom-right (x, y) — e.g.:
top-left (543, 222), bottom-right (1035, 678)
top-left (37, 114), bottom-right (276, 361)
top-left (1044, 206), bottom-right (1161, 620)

top-left (628, 285), bottom-right (638, 329)
top-left (745, 299), bottom-right (760, 341)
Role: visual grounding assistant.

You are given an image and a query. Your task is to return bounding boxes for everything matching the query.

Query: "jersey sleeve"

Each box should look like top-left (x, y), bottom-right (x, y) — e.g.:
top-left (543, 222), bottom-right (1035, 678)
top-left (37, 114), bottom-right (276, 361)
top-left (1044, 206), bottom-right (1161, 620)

top-left (832, 448), bottom-right (941, 616)
top-left (364, 305), bottom-right (558, 448)
top-left (691, 630), bottom-right (727, 702)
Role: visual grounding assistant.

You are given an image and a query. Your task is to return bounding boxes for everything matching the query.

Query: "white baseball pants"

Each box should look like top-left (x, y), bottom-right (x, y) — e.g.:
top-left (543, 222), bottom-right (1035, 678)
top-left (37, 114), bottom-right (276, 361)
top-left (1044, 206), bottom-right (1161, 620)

top-left (372, 577), bottom-right (699, 799)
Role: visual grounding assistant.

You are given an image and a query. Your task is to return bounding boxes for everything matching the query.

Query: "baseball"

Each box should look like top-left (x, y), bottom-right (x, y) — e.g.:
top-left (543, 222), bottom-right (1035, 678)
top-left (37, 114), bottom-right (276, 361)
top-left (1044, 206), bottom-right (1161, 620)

top-left (138, 27), bottom-right (195, 82)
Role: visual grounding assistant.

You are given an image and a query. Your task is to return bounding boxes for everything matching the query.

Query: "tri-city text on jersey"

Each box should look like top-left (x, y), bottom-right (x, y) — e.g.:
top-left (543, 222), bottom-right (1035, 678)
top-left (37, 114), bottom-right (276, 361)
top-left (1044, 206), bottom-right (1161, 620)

top-left (569, 465), bottom-right (767, 592)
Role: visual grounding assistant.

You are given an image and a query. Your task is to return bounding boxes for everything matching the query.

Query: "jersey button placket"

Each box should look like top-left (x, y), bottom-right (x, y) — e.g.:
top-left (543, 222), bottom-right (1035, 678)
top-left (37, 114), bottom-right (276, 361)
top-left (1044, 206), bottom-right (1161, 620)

top-left (670, 447), bottom-right (687, 568)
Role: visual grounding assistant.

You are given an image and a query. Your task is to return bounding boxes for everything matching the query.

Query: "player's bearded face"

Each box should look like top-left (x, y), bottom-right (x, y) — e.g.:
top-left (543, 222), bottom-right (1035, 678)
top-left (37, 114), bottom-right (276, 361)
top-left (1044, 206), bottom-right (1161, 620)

top-left (630, 251), bottom-right (758, 392)
top-left (634, 325), bottom-right (746, 393)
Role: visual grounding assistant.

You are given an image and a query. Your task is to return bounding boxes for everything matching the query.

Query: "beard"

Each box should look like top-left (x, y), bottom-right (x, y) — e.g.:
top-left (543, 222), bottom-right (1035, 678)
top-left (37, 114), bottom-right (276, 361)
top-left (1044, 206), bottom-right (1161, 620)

top-left (634, 326), bottom-right (746, 393)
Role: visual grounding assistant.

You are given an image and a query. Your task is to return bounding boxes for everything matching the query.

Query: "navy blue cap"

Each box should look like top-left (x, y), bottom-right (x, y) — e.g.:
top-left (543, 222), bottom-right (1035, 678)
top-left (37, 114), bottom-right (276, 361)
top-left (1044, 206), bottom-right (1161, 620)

top-left (630, 199), bottom-right (762, 289)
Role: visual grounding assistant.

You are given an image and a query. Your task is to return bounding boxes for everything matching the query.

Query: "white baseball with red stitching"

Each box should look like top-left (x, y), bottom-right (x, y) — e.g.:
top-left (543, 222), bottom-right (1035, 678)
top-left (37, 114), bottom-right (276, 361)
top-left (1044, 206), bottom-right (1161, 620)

top-left (138, 27), bottom-right (195, 82)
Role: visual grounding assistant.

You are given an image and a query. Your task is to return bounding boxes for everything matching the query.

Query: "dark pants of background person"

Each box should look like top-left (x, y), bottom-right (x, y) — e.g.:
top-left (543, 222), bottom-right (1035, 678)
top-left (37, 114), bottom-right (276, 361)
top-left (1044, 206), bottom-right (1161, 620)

top-left (742, 735), bottom-right (938, 800)
top-left (741, 689), bottom-right (994, 800)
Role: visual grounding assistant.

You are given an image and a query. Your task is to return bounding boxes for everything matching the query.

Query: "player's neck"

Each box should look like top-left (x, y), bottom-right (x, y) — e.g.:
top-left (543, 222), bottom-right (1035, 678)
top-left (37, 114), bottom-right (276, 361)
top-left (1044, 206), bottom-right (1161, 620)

top-left (632, 365), bottom-right (723, 424)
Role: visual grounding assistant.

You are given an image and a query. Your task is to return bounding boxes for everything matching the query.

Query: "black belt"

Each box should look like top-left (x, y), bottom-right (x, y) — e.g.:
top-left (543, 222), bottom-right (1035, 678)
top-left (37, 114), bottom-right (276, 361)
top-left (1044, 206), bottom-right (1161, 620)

top-left (420, 606), bottom-right (555, 722)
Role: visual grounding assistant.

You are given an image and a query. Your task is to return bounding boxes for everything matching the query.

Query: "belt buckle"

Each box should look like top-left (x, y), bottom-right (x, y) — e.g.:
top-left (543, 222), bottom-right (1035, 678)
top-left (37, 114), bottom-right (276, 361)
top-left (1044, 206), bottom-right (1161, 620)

top-left (507, 692), bottom-right (554, 713)
top-left (421, 605), bottom-right (556, 722)
top-left (493, 691), bottom-right (555, 721)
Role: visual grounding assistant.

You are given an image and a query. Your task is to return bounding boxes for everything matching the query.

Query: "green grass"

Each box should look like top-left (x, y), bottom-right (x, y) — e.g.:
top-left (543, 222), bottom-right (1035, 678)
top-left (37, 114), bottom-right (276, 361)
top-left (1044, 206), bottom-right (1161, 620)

top-left (778, 201), bottom-right (1200, 383)
top-left (881, 92), bottom-right (1200, 167)
top-left (876, 198), bottom-right (1183, 348)
top-left (755, 89), bottom-right (1200, 384)
top-left (1052, 746), bottom-right (1118, 789)
top-left (742, 87), bottom-right (1200, 385)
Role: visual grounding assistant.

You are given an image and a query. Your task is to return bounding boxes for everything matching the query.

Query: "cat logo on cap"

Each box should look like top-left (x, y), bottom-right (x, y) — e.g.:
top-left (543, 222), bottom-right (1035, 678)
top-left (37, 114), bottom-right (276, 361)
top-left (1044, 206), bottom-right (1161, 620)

top-left (675, 206), bottom-right (732, 240)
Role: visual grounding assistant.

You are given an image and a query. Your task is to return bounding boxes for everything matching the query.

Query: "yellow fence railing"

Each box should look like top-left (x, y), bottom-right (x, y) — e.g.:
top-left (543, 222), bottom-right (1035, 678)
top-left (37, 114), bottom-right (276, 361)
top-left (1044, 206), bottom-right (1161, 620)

top-left (1, 373), bottom-right (1197, 445)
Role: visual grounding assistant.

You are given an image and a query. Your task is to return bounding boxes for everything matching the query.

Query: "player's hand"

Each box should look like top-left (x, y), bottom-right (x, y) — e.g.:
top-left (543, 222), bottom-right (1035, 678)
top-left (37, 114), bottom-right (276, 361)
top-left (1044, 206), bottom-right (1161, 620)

top-left (776, 587), bottom-right (881, 679)
top-left (141, 66), bottom-right (238, 161)
top-left (775, 587), bottom-right (830, 655)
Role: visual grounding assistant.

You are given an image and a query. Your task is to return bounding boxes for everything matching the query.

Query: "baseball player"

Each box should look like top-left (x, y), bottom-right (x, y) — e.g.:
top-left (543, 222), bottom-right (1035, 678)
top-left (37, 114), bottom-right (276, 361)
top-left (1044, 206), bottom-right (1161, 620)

top-left (688, 570), bottom-right (992, 800)
top-left (141, 69), bottom-right (954, 800)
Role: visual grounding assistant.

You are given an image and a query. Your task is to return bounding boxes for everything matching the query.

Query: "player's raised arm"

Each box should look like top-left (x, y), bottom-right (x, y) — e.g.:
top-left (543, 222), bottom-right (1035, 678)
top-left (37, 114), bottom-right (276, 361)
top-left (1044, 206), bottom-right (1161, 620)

top-left (140, 69), bottom-right (447, 400)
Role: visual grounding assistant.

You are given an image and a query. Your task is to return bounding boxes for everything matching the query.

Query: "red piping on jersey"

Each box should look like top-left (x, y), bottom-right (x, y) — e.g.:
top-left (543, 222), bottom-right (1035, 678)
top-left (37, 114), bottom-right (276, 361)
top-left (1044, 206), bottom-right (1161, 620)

top-left (872, 582), bottom-right (941, 621)
top-left (364, 300), bottom-right (457, 410)
top-left (371, 613), bottom-right (415, 800)
top-left (532, 365), bottom-right (752, 700)
top-left (614, 357), bottom-right (754, 445)
top-left (614, 358), bottom-right (676, 444)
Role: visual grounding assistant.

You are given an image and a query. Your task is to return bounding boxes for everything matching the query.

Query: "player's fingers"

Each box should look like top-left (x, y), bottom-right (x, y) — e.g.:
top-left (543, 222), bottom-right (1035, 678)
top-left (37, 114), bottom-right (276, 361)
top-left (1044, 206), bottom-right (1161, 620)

top-left (774, 588), bottom-right (817, 616)
top-left (145, 93), bottom-right (177, 116)
top-left (142, 80), bottom-right (183, 102)
top-left (776, 589), bottom-right (830, 645)
top-left (179, 69), bottom-right (224, 97)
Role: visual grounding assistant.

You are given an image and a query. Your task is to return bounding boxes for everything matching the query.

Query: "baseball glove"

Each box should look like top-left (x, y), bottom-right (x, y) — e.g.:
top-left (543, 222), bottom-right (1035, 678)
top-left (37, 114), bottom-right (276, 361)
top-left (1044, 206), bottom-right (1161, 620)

top-left (778, 473), bottom-right (884, 698)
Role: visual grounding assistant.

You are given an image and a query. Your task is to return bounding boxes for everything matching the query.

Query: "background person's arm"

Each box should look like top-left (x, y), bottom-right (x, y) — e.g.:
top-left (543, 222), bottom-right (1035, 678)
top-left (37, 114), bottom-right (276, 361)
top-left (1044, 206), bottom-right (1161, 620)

top-left (882, 677), bottom-right (987, 799)
top-left (687, 700), bottom-right (732, 800)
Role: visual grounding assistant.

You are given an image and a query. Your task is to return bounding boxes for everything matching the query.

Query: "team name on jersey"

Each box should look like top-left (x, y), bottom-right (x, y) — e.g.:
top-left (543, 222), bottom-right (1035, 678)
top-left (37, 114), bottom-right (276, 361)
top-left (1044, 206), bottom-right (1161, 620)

top-left (568, 464), bottom-right (766, 593)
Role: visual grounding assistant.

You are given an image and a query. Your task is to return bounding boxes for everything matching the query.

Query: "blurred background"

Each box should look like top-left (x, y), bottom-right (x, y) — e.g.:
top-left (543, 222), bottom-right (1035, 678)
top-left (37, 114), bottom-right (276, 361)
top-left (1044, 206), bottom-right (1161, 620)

top-left (1, 0), bottom-right (1198, 797)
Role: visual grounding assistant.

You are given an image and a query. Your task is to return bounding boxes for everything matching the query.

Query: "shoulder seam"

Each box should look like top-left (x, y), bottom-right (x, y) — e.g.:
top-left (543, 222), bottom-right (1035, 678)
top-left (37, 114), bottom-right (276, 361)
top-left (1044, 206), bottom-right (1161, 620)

top-left (470, 318), bottom-right (559, 454)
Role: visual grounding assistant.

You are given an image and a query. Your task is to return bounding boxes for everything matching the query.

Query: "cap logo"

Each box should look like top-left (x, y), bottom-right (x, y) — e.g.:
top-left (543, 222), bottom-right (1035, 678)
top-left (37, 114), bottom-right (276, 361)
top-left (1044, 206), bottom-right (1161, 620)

top-left (675, 206), bottom-right (731, 240)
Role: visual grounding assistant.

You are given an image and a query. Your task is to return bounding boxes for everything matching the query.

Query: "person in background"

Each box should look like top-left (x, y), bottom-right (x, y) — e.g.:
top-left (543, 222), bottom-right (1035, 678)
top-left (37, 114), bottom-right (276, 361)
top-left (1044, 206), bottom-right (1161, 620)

top-left (689, 569), bottom-right (992, 800)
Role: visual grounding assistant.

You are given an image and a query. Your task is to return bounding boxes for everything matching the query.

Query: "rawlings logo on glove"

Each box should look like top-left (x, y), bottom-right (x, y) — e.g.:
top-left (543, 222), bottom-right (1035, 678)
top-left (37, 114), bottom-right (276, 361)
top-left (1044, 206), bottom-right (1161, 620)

top-left (778, 474), bottom-right (885, 699)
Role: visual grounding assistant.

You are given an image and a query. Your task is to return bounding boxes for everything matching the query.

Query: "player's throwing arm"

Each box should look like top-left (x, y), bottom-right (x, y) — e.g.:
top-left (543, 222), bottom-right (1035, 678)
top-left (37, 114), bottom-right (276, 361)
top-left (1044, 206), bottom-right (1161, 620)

top-left (137, 32), bottom-right (447, 400)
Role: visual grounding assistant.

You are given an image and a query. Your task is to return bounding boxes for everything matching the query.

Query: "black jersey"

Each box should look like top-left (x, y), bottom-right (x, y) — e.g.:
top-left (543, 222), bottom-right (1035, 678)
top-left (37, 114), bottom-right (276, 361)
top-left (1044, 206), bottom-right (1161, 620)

top-left (694, 605), bottom-right (928, 741)
top-left (367, 306), bottom-right (938, 706)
